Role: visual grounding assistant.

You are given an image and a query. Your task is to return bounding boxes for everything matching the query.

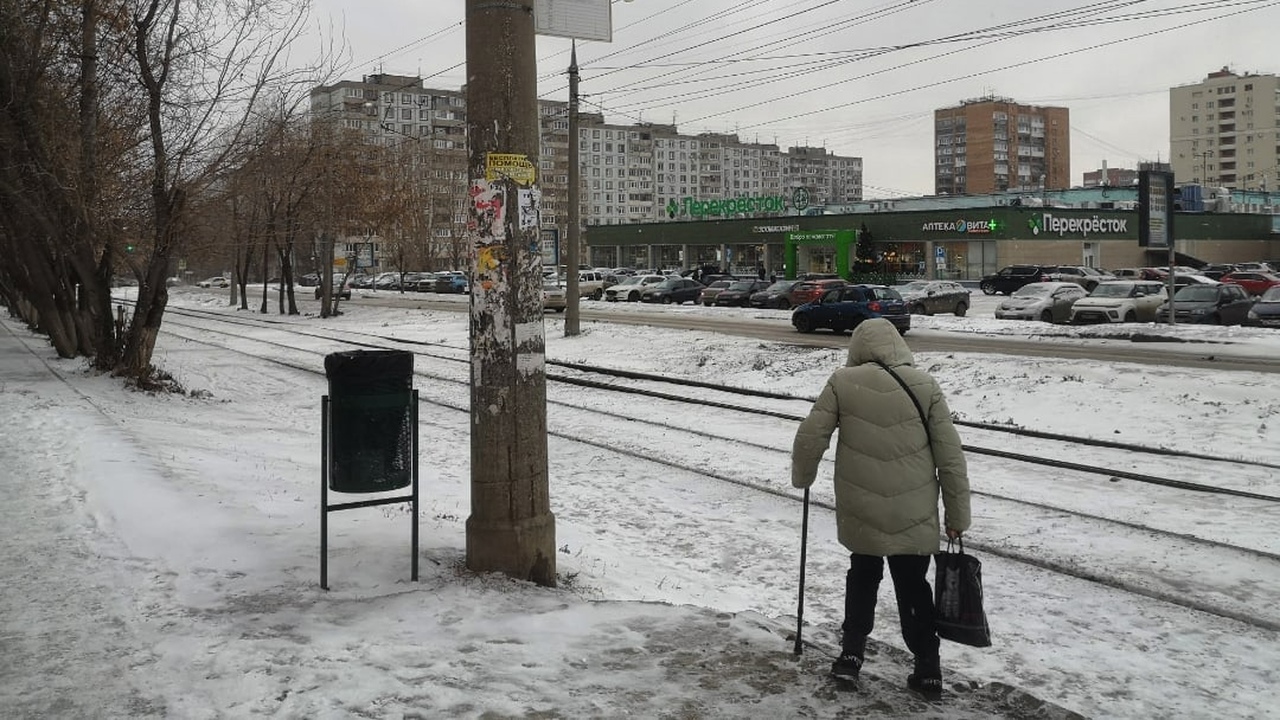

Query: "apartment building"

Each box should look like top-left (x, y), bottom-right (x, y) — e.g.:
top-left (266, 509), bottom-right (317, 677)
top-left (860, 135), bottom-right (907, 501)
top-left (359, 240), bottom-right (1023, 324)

top-left (934, 96), bottom-right (1070, 195)
top-left (1170, 67), bottom-right (1280, 191)
top-left (310, 74), bottom-right (864, 267)
top-left (783, 146), bottom-right (862, 206)
top-left (309, 74), bottom-right (471, 266)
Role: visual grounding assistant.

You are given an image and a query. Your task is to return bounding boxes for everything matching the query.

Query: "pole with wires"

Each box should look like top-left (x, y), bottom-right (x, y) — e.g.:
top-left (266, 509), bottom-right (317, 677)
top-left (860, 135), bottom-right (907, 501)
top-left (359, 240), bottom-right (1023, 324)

top-left (794, 487), bottom-right (810, 655)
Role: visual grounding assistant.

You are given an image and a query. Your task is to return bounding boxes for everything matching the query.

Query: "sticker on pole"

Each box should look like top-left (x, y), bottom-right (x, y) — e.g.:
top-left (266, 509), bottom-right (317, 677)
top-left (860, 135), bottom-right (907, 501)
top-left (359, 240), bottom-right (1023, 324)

top-left (486, 153), bottom-right (536, 185)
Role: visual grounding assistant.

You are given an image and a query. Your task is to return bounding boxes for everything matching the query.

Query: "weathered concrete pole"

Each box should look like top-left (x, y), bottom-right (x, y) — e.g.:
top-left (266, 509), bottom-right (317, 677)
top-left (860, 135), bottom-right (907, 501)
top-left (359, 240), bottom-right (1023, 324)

top-left (564, 42), bottom-right (581, 336)
top-left (464, 0), bottom-right (556, 586)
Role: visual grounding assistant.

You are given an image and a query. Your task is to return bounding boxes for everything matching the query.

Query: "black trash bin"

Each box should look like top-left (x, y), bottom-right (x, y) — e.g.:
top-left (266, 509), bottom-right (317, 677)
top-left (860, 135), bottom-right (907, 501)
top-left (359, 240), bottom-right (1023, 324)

top-left (324, 349), bottom-right (414, 493)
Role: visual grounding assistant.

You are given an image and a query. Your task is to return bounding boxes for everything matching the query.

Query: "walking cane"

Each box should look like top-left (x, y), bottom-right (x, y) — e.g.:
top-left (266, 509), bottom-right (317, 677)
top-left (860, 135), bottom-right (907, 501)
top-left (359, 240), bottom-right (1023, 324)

top-left (794, 486), bottom-right (810, 656)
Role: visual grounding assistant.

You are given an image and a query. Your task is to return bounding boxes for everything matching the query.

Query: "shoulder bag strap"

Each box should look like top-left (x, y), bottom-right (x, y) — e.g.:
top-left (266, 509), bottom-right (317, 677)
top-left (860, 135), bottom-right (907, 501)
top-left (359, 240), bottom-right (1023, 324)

top-left (872, 360), bottom-right (932, 447)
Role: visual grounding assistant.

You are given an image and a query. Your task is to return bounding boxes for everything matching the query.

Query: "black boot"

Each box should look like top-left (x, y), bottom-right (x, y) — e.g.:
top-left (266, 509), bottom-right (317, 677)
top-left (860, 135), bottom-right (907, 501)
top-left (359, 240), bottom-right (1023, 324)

top-left (830, 636), bottom-right (865, 680)
top-left (906, 655), bottom-right (942, 700)
top-left (830, 653), bottom-right (863, 680)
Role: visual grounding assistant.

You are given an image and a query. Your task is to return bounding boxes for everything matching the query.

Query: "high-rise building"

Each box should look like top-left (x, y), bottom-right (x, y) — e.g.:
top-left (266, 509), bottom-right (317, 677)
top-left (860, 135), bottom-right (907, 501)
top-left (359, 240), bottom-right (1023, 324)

top-left (310, 74), bottom-right (864, 269)
top-left (934, 96), bottom-right (1069, 195)
top-left (309, 74), bottom-right (471, 267)
top-left (1170, 67), bottom-right (1280, 191)
top-left (782, 146), bottom-right (862, 206)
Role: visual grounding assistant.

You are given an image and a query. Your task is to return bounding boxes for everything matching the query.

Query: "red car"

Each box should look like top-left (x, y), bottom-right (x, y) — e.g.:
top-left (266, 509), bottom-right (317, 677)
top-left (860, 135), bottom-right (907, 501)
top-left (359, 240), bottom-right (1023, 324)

top-left (1219, 271), bottom-right (1280, 297)
top-left (787, 278), bottom-right (848, 307)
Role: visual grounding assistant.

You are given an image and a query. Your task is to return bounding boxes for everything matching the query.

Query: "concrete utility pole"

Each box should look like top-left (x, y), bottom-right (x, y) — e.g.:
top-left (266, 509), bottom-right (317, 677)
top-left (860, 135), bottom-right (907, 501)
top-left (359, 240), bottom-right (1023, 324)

top-left (464, 0), bottom-right (556, 586)
top-left (564, 42), bottom-right (581, 336)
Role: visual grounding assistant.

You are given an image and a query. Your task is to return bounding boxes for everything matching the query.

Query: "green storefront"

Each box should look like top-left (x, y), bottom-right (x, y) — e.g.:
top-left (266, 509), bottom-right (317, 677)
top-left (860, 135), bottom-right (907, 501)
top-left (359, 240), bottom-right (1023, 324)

top-left (583, 207), bottom-right (1278, 281)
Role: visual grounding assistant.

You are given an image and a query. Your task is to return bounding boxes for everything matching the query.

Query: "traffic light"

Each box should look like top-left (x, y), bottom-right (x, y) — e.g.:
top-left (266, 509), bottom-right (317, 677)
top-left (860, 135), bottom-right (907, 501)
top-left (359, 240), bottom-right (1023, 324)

top-left (125, 243), bottom-right (135, 253)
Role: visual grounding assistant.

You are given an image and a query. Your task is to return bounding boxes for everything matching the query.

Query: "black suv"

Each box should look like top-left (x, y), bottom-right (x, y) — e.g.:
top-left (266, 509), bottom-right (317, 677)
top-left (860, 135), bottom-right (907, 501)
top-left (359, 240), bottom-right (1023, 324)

top-left (979, 265), bottom-right (1049, 296)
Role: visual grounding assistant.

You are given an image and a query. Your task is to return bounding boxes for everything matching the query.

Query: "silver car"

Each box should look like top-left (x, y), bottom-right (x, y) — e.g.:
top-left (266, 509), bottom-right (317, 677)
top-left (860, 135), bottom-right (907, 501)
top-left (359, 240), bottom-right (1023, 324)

top-left (1069, 281), bottom-right (1167, 324)
top-left (994, 281), bottom-right (1087, 323)
top-left (897, 280), bottom-right (971, 316)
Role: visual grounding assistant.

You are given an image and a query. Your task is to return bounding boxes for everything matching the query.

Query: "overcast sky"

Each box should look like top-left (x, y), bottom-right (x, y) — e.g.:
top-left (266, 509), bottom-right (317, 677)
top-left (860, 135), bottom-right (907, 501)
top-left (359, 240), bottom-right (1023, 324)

top-left (301, 0), bottom-right (1280, 198)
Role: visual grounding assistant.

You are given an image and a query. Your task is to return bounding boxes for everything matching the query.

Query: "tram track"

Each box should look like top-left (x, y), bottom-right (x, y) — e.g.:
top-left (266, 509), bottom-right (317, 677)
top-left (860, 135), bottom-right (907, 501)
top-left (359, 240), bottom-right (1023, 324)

top-left (147, 310), bottom-right (1280, 634)
top-left (157, 303), bottom-right (1280, 500)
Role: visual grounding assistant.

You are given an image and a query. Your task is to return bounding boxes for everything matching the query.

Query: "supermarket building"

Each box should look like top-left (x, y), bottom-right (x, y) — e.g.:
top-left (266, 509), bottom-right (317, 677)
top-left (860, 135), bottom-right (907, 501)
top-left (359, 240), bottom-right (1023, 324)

top-left (583, 200), bottom-right (1280, 281)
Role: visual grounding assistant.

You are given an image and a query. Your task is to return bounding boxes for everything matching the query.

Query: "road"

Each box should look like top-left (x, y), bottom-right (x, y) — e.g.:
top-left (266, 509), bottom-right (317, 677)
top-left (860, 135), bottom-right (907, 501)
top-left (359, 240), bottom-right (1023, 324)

top-left (322, 290), bottom-right (1280, 374)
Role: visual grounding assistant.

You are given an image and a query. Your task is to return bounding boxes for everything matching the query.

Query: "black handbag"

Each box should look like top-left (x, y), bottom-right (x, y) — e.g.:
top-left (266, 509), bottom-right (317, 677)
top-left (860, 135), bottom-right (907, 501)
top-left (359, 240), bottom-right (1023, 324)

top-left (874, 361), bottom-right (991, 648)
top-left (933, 538), bottom-right (992, 647)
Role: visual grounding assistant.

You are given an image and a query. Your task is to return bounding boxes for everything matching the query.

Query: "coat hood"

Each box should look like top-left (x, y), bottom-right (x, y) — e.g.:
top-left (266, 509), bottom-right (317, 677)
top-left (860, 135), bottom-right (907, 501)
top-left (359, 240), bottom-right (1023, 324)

top-left (846, 317), bottom-right (914, 368)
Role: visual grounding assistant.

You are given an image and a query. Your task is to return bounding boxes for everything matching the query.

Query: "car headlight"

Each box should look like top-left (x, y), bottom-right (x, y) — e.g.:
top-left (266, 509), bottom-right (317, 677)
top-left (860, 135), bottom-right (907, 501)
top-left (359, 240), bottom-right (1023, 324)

top-left (1248, 309), bottom-right (1259, 319)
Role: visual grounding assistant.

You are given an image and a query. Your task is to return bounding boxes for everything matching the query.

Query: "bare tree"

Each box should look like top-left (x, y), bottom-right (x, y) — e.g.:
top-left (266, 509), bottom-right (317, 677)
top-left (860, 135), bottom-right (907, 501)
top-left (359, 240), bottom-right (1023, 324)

top-left (308, 120), bottom-right (392, 316)
top-left (117, 0), bottom-right (325, 376)
top-left (0, 0), bottom-right (337, 382)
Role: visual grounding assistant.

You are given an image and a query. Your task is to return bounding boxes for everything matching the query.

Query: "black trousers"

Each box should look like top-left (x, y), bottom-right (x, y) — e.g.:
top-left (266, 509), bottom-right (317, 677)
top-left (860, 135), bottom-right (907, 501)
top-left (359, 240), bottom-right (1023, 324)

top-left (842, 553), bottom-right (940, 664)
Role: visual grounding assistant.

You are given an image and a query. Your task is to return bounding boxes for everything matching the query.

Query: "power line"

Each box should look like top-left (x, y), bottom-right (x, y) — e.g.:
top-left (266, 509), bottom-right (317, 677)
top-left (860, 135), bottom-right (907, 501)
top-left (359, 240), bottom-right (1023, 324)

top-left (712, 1), bottom-right (1280, 137)
top-left (605, 1), bottom-right (1197, 119)
top-left (554, 0), bottom-right (934, 97)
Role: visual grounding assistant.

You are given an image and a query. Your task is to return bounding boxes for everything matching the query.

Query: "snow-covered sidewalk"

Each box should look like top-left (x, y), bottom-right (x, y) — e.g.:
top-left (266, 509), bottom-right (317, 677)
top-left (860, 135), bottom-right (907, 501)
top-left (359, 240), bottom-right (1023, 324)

top-left (0, 316), bottom-right (1085, 718)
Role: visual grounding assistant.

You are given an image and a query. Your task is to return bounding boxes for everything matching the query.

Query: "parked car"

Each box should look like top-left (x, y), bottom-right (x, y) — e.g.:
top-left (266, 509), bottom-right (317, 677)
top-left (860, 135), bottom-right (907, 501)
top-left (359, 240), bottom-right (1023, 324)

top-left (603, 274), bottom-right (666, 302)
top-left (787, 278), bottom-right (848, 308)
top-left (979, 265), bottom-right (1049, 295)
top-left (1156, 283), bottom-right (1254, 325)
top-left (897, 280), bottom-right (970, 316)
top-left (1234, 261), bottom-right (1277, 273)
top-left (994, 281), bottom-right (1087, 323)
top-left (640, 277), bottom-right (705, 304)
top-left (410, 273), bottom-right (438, 292)
top-left (697, 279), bottom-right (735, 306)
top-left (196, 276), bottom-right (230, 288)
top-left (749, 280), bottom-right (801, 309)
top-left (573, 271), bottom-right (610, 300)
top-left (1041, 265), bottom-right (1116, 292)
top-left (1171, 273), bottom-right (1219, 291)
top-left (1218, 271), bottom-right (1280, 298)
top-left (1069, 281), bottom-right (1167, 324)
top-left (433, 272), bottom-right (469, 294)
top-left (713, 279), bottom-right (770, 307)
top-left (1111, 267), bottom-right (1167, 281)
top-left (541, 282), bottom-right (567, 312)
top-left (791, 284), bottom-right (910, 335)
top-left (314, 275), bottom-right (352, 300)
top-left (1244, 286), bottom-right (1280, 328)
top-left (1199, 263), bottom-right (1239, 281)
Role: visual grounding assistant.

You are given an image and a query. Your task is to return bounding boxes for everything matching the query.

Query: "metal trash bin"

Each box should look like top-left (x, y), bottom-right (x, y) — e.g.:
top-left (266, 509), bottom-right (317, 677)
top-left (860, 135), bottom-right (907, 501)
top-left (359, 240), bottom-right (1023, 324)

top-left (323, 349), bottom-right (413, 493)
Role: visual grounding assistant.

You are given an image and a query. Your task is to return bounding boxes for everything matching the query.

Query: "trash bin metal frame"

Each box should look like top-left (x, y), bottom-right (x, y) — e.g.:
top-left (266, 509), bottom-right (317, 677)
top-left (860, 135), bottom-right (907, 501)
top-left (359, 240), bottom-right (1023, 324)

top-left (320, 390), bottom-right (419, 590)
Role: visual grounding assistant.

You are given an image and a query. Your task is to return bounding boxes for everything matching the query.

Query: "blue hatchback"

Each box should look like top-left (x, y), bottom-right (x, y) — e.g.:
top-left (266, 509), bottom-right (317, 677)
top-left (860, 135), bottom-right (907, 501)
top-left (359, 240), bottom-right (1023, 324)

top-left (791, 284), bottom-right (911, 335)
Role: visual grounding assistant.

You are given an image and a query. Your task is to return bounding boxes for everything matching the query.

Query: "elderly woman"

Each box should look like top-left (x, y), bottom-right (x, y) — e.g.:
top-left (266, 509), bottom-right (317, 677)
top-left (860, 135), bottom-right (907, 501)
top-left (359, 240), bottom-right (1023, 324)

top-left (792, 318), bottom-right (971, 700)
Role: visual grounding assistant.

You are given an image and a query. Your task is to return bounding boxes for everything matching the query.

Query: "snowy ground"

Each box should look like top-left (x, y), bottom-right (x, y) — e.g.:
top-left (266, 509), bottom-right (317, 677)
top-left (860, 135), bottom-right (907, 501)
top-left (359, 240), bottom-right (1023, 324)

top-left (2, 285), bottom-right (1278, 719)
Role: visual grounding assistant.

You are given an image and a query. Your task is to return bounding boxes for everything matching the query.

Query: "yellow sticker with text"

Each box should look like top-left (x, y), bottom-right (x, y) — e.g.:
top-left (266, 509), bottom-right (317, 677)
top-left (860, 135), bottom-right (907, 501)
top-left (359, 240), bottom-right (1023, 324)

top-left (486, 153), bottom-right (536, 185)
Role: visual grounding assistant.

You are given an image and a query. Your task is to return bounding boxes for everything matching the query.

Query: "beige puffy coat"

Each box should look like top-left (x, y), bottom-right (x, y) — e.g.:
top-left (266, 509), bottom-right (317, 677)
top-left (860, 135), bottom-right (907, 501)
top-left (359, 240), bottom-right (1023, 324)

top-left (792, 318), bottom-right (970, 556)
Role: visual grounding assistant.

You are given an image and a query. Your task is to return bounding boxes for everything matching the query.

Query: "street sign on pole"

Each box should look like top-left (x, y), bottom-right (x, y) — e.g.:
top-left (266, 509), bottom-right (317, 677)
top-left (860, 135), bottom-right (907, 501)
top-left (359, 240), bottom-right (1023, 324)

top-left (540, 228), bottom-right (559, 267)
top-left (1138, 170), bottom-right (1173, 249)
top-left (534, 0), bottom-right (612, 42)
top-left (1138, 169), bottom-right (1177, 325)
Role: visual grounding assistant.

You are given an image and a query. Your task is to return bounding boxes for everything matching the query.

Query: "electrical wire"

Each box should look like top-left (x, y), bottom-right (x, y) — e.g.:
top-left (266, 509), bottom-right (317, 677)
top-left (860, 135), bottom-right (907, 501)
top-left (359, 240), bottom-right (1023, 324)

top-left (710, 0), bottom-right (1280, 137)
